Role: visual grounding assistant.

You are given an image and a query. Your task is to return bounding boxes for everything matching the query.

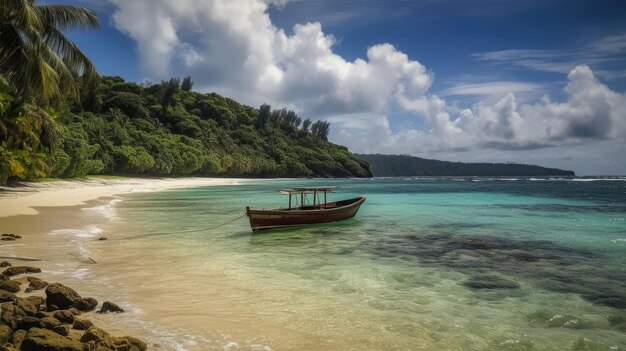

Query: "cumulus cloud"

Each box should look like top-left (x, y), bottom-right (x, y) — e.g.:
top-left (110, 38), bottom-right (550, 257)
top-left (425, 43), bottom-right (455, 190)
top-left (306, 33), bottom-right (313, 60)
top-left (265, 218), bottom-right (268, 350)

top-left (109, 0), bottom-right (432, 116)
top-left (109, 0), bottom-right (625, 173)
top-left (334, 65), bottom-right (626, 155)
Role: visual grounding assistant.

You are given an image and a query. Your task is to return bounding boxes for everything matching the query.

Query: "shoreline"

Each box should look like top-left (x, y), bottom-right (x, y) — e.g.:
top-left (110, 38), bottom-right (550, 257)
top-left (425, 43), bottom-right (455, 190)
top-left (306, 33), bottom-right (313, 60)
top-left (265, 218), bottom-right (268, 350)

top-left (0, 176), bottom-right (261, 350)
top-left (0, 176), bottom-right (252, 218)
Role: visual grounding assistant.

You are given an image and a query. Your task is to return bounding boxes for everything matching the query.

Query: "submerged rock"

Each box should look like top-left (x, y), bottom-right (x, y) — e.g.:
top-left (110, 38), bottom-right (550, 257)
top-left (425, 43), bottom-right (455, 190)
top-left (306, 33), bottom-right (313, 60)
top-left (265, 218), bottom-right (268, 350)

top-left (21, 327), bottom-right (83, 351)
top-left (527, 311), bottom-right (593, 329)
top-left (0, 280), bottom-right (20, 293)
top-left (1, 266), bottom-right (41, 277)
top-left (463, 275), bottom-right (521, 290)
top-left (25, 276), bottom-right (48, 292)
top-left (0, 234), bottom-right (21, 239)
top-left (97, 301), bottom-right (124, 314)
top-left (73, 297), bottom-right (98, 312)
top-left (45, 283), bottom-right (80, 310)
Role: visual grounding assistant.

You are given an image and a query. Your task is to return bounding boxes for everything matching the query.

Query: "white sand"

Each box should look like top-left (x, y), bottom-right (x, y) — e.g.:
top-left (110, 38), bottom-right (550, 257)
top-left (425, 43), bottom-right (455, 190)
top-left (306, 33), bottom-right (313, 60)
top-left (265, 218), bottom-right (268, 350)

top-left (0, 177), bottom-right (249, 217)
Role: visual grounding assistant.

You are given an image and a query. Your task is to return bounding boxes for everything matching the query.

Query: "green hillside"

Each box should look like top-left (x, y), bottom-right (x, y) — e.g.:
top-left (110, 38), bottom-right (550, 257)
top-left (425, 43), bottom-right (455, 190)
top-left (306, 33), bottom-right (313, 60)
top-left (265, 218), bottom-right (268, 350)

top-left (4, 76), bottom-right (372, 181)
top-left (357, 154), bottom-right (574, 177)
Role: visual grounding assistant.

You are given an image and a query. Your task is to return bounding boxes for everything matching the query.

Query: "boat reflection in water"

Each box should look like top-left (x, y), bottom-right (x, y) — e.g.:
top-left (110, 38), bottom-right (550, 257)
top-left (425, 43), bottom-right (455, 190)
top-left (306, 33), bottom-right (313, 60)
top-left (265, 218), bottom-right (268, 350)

top-left (246, 186), bottom-right (366, 231)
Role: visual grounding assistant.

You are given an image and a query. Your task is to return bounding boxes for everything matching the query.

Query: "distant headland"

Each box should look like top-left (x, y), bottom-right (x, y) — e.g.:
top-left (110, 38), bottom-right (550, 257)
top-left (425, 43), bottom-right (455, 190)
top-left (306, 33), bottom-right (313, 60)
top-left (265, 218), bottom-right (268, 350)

top-left (357, 154), bottom-right (575, 177)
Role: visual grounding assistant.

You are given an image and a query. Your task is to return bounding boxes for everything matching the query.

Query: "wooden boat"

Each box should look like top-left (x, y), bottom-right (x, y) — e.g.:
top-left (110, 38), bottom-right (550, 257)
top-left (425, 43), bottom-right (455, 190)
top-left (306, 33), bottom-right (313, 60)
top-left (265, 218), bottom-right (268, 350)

top-left (246, 186), bottom-right (365, 231)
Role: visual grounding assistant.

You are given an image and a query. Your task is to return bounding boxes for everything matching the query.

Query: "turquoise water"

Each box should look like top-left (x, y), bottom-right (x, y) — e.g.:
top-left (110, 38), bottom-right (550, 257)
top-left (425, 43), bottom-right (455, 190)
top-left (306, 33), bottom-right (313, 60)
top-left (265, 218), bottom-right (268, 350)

top-left (95, 178), bottom-right (626, 350)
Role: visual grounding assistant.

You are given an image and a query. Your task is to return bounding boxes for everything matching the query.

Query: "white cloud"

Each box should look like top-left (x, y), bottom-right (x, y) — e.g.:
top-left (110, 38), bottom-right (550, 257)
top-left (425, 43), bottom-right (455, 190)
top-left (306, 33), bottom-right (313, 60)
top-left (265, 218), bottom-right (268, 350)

top-left (109, 0), bottom-right (626, 174)
top-left (109, 0), bottom-right (432, 117)
top-left (334, 65), bottom-right (626, 169)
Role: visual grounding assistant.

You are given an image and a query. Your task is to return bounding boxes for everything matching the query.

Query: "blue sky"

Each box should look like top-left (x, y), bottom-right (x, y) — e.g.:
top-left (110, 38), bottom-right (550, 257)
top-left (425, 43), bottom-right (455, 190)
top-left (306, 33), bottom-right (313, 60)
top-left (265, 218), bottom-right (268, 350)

top-left (59, 0), bottom-right (626, 175)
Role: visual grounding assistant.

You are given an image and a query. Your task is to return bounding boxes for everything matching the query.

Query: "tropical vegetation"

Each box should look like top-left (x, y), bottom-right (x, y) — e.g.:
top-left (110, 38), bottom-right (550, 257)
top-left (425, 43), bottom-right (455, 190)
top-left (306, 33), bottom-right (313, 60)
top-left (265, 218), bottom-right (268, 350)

top-left (0, 1), bottom-right (371, 184)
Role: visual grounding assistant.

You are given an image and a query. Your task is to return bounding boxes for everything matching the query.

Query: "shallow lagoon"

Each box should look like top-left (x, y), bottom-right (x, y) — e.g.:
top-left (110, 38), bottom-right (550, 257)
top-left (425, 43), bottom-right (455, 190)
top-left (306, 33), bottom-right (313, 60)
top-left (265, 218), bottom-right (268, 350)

top-left (51, 178), bottom-right (626, 350)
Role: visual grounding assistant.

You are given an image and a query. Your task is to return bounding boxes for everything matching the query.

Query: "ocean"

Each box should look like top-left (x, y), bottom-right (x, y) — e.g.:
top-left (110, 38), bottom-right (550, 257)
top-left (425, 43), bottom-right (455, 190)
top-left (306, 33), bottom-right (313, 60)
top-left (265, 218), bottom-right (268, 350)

top-left (22, 178), bottom-right (626, 350)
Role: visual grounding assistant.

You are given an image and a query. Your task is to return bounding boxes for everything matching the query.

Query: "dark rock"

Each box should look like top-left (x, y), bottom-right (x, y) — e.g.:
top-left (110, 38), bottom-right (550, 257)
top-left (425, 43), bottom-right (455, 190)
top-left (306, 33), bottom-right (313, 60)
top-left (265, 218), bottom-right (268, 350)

top-left (51, 325), bottom-right (70, 337)
top-left (0, 262), bottom-right (10, 268)
top-left (98, 237), bottom-right (107, 241)
top-left (0, 324), bottom-right (10, 344)
top-left (20, 327), bottom-right (83, 351)
top-left (0, 291), bottom-right (16, 303)
top-left (46, 305), bottom-right (59, 312)
top-left (0, 280), bottom-right (20, 293)
top-left (45, 283), bottom-right (80, 310)
top-left (25, 276), bottom-right (48, 291)
top-left (14, 317), bottom-right (44, 331)
top-left (25, 296), bottom-right (43, 310)
top-left (0, 234), bottom-right (20, 239)
top-left (71, 319), bottom-right (92, 331)
top-left (99, 336), bottom-right (148, 351)
top-left (40, 317), bottom-right (62, 330)
top-left (72, 297), bottom-right (97, 312)
top-left (1, 266), bottom-right (40, 277)
top-left (0, 274), bottom-right (7, 281)
top-left (34, 311), bottom-right (50, 319)
top-left (14, 298), bottom-right (38, 316)
top-left (10, 329), bottom-right (25, 349)
top-left (52, 311), bottom-right (74, 324)
top-left (67, 308), bottom-right (81, 316)
top-left (463, 275), bottom-right (521, 290)
top-left (0, 304), bottom-right (18, 328)
top-left (0, 237), bottom-right (15, 241)
top-left (97, 301), bottom-right (124, 314)
top-left (80, 326), bottom-right (109, 343)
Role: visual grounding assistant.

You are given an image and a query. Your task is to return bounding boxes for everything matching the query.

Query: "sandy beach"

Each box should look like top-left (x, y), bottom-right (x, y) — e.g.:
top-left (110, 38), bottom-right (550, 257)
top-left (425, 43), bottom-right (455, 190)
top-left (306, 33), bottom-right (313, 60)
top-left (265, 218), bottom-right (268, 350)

top-left (0, 177), bottom-right (256, 350)
top-left (0, 177), bottom-right (248, 218)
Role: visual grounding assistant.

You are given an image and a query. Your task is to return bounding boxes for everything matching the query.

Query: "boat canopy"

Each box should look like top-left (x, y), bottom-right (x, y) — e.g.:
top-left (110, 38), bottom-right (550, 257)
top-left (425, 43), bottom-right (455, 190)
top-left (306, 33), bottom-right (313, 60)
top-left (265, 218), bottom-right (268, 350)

top-left (279, 186), bottom-right (337, 195)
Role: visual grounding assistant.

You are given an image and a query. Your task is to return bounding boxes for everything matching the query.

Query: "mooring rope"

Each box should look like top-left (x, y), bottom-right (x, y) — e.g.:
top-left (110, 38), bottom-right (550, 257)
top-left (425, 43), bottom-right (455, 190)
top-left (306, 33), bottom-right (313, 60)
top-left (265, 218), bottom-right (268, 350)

top-left (112, 213), bottom-right (247, 241)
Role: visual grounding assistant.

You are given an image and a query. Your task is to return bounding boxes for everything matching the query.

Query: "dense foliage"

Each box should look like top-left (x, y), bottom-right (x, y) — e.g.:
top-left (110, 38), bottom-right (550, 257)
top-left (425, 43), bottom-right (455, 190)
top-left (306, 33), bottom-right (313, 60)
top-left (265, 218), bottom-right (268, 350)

top-left (0, 1), bottom-right (371, 183)
top-left (42, 76), bottom-right (372, 179)
top-left (357, 154), bottom-right (575, 176)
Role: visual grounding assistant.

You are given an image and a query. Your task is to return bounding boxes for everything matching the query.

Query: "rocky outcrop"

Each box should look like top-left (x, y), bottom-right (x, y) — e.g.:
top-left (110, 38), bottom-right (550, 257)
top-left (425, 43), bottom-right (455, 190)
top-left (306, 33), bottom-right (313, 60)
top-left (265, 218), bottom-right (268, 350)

top-left (1, 266), bottom-right (41, 277)
top-left (0, 260), bottom-right (146, 351)
top-left (25, 276), bottom-right (48, 292)
top-left (0, 290), bottom-right (16, 303)
top-left (72, 297), bottom-right (98, 312)
top-left (0, 279), bottom-right (20, 293)
top-left (71, 319), bottom-right (92, 330)
top-left (45, 283), bottom-right (81, 310)
top-left (20, 327), bottom-right (83, 351)
top-left (52, 310), bottom-right (75, 324)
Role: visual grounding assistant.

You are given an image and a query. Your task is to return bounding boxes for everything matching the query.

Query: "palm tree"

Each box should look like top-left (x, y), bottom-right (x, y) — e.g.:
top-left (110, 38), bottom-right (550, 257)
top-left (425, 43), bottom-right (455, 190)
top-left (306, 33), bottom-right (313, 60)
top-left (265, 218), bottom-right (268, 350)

top-left (0, 0), bottom-right (99, 107)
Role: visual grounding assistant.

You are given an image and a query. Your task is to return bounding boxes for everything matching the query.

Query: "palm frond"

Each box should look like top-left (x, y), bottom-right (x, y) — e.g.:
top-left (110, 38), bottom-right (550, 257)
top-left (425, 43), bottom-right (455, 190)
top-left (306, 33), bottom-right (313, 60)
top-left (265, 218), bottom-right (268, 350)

top-left (44, 25), bottom-right (97, 78)
top-left (35, 4), bottom-right (99, 31)
top-left (0, 23), bottom-right (29, 98)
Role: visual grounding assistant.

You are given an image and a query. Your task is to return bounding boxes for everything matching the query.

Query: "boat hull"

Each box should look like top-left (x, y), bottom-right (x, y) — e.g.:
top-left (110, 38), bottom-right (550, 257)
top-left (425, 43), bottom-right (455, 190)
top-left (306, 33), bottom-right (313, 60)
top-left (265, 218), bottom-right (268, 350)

top-left (246, 196), bottom-right (366, 231)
